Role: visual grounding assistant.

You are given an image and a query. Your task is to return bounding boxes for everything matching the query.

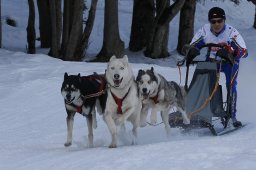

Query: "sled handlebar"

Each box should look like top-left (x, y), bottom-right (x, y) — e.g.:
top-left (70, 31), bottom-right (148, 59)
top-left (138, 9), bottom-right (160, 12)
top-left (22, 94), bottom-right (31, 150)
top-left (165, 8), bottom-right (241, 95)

top-left (200, 43), bottom-right (223, 48)
top-left (177, 43), bottom-right (234, 67)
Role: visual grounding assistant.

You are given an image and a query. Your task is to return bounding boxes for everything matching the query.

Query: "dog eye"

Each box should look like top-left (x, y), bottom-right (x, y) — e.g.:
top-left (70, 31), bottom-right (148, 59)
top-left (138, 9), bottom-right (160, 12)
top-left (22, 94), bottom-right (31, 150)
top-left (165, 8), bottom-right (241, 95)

top-left (111, 67), bottom-right (115, 70)
top-left (148, 80), bottom-right (152, 84)
top-left (139, 80), bottom-right (143, 84)
top-left (71, 88), bottom-right (77, 91)
top-left (120, 67), bottom-right (124, 70)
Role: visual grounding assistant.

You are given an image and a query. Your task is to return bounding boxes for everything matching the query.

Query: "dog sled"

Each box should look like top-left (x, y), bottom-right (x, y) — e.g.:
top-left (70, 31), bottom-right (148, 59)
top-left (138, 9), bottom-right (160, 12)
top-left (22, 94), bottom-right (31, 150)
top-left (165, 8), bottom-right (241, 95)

top-left (169, 43), bottom-right (244, 136)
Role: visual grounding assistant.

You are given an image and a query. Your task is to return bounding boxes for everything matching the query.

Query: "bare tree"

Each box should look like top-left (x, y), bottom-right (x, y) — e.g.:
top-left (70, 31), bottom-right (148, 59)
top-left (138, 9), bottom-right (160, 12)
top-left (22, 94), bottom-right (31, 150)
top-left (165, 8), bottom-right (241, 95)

top-left (254, 7), bottom-right (256, 29)
top-left (95, 0), bottom-right (124, 62)
top-left (248, 0), bottom-right (256, 28)
top-left (27, 0), bottom-right (36, 54)
top-left (177, 0), bottom-right (196, 55)
top-left (0, 0), bottom-right (2, 48)
top-left (144, 0), bottom-right (186, 59)
top-left (49, 0), bottom-right (62, 58)
top-left (61, 0), bottom-right (83, 61)
top-left (75, 0), bottom-right (98, 59)
top-left (129, 0), bottom-right (154, 52)
top-left (37, 0), bottom-right (51, 48)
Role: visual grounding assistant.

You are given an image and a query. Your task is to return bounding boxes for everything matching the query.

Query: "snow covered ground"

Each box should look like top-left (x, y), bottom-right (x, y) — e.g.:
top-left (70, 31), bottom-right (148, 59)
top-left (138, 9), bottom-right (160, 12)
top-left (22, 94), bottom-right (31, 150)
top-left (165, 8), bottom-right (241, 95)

top-left (1, 0), bottom-right (256, 170)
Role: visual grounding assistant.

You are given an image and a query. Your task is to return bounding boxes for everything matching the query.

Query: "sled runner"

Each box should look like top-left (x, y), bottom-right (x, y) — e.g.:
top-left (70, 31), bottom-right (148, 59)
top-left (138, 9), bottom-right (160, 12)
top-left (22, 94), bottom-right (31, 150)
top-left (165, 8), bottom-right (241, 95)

top-left (169, 43), bottom-right (243, 136)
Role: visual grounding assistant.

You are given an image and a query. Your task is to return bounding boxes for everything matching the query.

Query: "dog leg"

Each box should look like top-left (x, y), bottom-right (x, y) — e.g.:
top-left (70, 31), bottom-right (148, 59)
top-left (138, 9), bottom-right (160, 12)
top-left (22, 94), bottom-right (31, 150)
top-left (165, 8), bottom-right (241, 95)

top-left (150, 108), bottom-right (158, 125)
top-left (130, 106), bottom-right (141, 145)
top-left (86, 116), bottom-right (94, 148)
top-left (131, 125), bottom-right (138, 145)
top-left (140, 105), bottom-right (149, 127)
top-left (92, 109), bottom-right (97, 129)
top-left (64, 112), bottom-right (75, 147)
top-left (161, 111), bottom-right (171, 136)
top-left (104, 113), bottom-right (117, 148)
top-left (115, 107), bottom-right (135, 126)
top-left (177, 107), bottom-right (190, 124)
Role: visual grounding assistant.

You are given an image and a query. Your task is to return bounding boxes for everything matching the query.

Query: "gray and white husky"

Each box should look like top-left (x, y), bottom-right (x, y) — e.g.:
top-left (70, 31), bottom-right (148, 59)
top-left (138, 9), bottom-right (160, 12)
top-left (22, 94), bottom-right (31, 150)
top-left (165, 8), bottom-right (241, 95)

top-left (104, 55), bottom-right (142, 148)
top-left (61, 73), bottom-right (107, 147)
top-left (136, 67), bottom-right (190, 135)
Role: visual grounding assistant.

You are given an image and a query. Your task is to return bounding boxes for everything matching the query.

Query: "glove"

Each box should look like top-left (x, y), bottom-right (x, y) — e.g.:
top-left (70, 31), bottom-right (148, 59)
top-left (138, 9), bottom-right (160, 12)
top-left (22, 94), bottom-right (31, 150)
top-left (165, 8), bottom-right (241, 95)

top-left (186, 46), bottom-right (200, 65)
top-left (216, 48), bottom-right (234, 65)
top-left (223, 45), bottom-right (234, 54)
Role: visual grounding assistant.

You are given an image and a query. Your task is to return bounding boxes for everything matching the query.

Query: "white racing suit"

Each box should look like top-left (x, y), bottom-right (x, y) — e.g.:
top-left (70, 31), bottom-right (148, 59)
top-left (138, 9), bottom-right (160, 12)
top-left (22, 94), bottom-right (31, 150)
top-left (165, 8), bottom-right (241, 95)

top-left (190, 23), bottom-right (248, 119)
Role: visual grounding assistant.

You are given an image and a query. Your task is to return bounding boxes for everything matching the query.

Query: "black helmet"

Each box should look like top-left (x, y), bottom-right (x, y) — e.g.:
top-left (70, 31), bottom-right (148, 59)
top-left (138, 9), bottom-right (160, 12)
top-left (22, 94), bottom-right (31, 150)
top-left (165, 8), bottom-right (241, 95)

top-left (208, 7), bottom-right (226, 20)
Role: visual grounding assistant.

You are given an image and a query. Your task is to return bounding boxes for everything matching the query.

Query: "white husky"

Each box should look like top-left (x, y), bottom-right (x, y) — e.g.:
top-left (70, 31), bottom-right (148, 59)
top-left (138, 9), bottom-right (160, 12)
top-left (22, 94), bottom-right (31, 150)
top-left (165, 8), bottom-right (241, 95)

top-left (104, 55), bottom-right (142, 148)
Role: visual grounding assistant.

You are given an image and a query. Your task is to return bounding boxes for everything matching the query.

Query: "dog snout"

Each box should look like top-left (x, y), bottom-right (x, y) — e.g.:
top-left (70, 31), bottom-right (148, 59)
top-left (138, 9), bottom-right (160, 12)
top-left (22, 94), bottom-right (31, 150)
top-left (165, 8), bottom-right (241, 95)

top-left (142, 88), bottom-right (147, 93)
top-left (114, 74), bottom-right (120, 79)
top-left (66, 93), bottom-right (71, 100)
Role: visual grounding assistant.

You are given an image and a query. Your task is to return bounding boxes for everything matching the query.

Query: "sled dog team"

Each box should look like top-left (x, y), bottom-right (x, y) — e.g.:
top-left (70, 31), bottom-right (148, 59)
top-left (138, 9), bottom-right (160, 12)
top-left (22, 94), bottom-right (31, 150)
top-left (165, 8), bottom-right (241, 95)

top-left (61, 55), bottom-right (190, 148)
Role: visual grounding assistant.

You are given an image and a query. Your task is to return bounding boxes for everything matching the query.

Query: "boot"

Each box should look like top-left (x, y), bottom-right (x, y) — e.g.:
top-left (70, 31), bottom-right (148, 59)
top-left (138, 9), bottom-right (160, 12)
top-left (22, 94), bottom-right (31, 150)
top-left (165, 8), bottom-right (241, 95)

top-left (232, 117), bottom-right (242, 128)
top-left (233, 121), bottom-right (242, 128)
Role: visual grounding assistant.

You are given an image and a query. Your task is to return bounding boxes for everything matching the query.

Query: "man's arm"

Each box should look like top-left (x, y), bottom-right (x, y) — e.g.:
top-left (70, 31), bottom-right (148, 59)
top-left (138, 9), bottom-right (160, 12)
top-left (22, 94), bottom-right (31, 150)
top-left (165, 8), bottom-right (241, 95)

top-left (230, 28), bottom-right (248, 59)
top-left (190, 26), bottom-right (206, 49)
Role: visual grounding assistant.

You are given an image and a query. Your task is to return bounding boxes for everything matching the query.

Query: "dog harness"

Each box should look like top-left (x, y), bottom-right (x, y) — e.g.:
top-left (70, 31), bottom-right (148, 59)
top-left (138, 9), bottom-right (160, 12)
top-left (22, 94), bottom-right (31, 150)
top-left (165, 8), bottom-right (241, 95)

top-left (65, 102), bottom-right (92, 118)
top-left (110, 88), bottom-right (131, 114)
top-left (150, 89), bottom-right (160, 104)
top-left (150, 95), bottom-right (159, 104)
top-left (69, 103), bottom-right (82, 113)
top-left (81, 74), bottom-right (106, 99)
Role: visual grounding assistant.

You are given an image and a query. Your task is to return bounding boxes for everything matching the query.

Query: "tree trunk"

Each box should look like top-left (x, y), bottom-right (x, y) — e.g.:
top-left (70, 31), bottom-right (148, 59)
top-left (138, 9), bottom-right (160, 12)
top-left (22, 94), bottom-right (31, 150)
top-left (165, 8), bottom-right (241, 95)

top-left (62, 0), bottom-right (83, 61)
top-left (27, 0), bottom-right (36, 54)
top-left (145, 0), bottom-right (186, 59)
top-left (75, 0), bottom-right (98, 59)
top-left (37, 0), bottom-right (51, 48)
top-left (49, 0), bottom-right (61, 58)
top-left (248, 0), bottom-right (256, 28)
top-left (129, 0), bottom-right (154, 51)
top-left (254, 7), bottom-right (256, 29)
top-left (177, 0), bottom-right (196, 55)
top-left (61, 0), bottom-right (71, 56)
top-left (0, 0), bottom-right (2, 48)
top-left (56, 0), bottom-right (62, 54)
top-left (95, 0), bottom-right (124, 62)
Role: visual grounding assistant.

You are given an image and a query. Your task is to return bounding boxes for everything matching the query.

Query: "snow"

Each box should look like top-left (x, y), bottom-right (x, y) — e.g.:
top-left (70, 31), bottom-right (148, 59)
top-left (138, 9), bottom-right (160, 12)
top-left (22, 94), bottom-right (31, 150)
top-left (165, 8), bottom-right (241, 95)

top-left (1, 0), bottom-right (256, 169)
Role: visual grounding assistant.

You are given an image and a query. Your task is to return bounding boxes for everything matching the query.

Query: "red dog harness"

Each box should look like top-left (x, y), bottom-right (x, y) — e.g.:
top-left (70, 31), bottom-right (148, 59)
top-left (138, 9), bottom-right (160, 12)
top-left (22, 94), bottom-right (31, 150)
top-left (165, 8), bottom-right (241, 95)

top-left (150, 95), bottom-right (159, 104)
top-left (110, 88), bottom-right (131, 114)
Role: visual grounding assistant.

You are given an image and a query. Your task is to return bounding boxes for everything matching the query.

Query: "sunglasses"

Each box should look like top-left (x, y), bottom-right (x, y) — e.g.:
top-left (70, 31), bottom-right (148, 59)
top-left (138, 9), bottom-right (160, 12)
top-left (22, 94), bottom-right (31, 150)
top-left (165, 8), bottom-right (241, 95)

top-left (210, 19), bottom-right (224, 24)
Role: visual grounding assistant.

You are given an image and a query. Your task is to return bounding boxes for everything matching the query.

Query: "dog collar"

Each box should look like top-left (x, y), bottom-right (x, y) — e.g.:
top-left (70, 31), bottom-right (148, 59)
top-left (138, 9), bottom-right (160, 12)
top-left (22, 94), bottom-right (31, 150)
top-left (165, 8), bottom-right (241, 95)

top-left (150, 95), bottom-right (159, 104)
top-left (149, 89), bottom-right (159, 104)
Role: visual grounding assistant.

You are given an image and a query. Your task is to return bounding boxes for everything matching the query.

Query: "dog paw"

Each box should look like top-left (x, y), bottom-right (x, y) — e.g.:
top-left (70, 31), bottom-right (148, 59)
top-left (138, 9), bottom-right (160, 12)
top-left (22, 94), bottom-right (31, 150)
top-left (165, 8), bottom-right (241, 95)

top-left (64, 142), bottom-right (72, 147)
top-left (150, 118), bottom-right (157, 125)
top-left (108, 143), bottom-right (117, 148)
top-left (88, 143), bottom-right (94, 148)
top-left (140, 121), bottom-right (147, 127)
top-left (183, 119), bottom-right (190, 125)
top-left (131, 141), bottom-right (137, 145)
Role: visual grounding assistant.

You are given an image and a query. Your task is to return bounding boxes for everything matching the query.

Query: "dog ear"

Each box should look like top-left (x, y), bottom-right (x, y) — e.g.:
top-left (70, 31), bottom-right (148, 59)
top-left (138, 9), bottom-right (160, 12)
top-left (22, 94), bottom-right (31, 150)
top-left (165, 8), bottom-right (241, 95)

top-left (138, 69), bottom-right (144, 75)
top-left (109, 55), bottom-right (117, 62)
top-left (136, 69), bottom-right (145, 81)
top-left (122, 55), bottom-right (129, 64)
top-left (77, 73), bottom-right (82, 83)
top-left (150, 67), bottom-right (154, 72)
top-left (64, 72), bottom-right (68, 79)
